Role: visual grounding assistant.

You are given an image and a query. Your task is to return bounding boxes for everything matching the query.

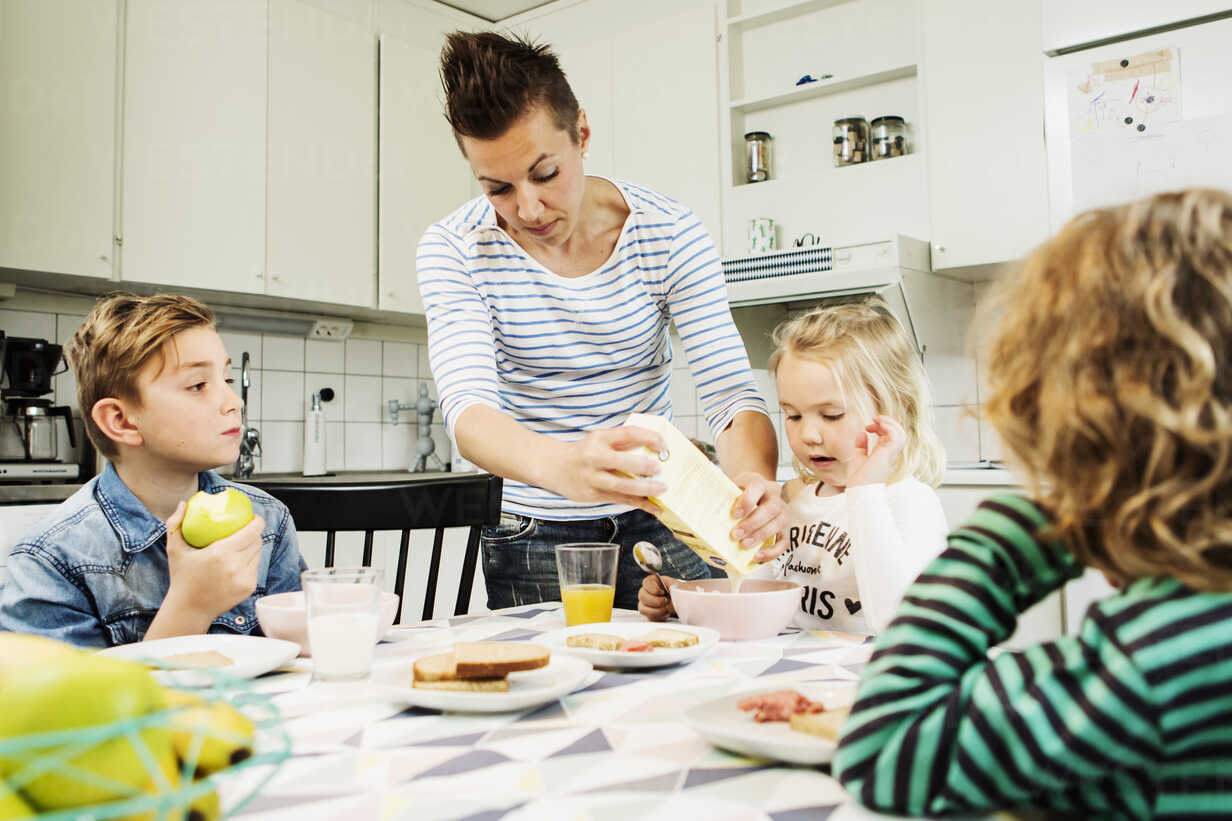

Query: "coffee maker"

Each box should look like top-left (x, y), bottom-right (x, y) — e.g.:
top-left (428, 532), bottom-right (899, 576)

top-left (0, 332), bottom-right (80, 480)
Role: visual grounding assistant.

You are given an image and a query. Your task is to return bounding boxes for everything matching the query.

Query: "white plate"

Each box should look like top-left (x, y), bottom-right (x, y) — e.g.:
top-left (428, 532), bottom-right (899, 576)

top-left (685, 681), bottom-right (858, 765)
top-left (538, 622), bottom-right (719, 669)
top-left (99, 634), bottom-right (301, 687)
top-left (399, 654), bottom-right (593, 713)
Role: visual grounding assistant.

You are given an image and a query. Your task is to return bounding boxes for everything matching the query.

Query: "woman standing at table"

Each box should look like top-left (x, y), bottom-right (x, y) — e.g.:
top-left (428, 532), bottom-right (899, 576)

top-left (417, 31), bottom-right (784, 611)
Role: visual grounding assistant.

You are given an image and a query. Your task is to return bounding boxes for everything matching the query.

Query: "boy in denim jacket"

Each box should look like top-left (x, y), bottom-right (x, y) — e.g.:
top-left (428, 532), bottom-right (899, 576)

top-left (0, 293), bottom-right (304, 646)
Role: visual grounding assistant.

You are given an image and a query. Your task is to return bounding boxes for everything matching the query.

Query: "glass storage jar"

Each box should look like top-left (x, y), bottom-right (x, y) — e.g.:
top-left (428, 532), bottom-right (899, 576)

top-left (744, 131), bottom-right (773, 182)
top-left (833, 117), bottom-right (868, 166)
top-left (870, 115), bottom-right (907, 160)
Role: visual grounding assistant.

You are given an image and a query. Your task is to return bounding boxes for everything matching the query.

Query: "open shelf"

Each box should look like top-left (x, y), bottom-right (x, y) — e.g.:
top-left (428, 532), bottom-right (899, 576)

top-left (730, 64), bottom-right (917, 114)
top-left (725, 0), bottom-right (857, 31)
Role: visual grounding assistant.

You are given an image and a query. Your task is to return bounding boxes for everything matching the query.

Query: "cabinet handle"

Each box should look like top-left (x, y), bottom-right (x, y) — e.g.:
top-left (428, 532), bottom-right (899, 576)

top-left (934, 244), bottom-right (946, 254)
top-left (255, 272), bottom-right (264, 279)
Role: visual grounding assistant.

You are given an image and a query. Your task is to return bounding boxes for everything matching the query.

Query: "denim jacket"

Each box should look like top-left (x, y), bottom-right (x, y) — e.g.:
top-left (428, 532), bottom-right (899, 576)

top-left (0, 465), bottom-right (305, 647)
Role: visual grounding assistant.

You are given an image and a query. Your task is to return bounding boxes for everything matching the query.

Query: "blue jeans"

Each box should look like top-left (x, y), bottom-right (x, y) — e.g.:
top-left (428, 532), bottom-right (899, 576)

top-left (480, 509), bottom-right (712, 611)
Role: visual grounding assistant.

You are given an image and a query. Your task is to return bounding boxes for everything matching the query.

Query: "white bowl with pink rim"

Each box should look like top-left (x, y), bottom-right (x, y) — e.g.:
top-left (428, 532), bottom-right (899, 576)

top-left (255, 590), bottom-right (399, 656)
top-left (669, 578), bottom-right (801, 640)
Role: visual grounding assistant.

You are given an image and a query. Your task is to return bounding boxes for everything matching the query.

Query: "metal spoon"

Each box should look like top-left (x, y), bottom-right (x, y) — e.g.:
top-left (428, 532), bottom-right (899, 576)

top-left (633, 541), bottom-right (671, 601)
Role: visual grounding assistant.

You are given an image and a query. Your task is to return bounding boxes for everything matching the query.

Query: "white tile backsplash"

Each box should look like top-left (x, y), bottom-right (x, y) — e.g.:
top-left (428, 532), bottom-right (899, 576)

top-left (56, 314), bottom-right (86, 346)
top-left (219, 332), bottom-right (261, 369)
top-left (325, 421), bottom-right (345, 471)
top-left (418, 344), bottom-right (431, 380)
top-left (344, 423), bottom-right (382, 470)
top-left (979, 416), bottom-right (1004, 463)
top-left (381, 377), bottom-right (415, 423)
top-left (262, 370), bottom-right (305, 422)
top-left (304, 372), bottom-right (344, 423)
top-left (381, 422), bottom-right (412, 471)
top-left (258, 422), bottom-right (303, 474)
top-left (344, 375), bottom-right (381, 422)
top-left (262, 335), bottom-right (305, 371)
top-left (0, 309), bottom-right (57, 340)
top-left (345, 338), bottom-right (382, 375)
top-left (305, 339), bottom-right (345, 373)
top-left (382, 342), bottom-right (416, 378)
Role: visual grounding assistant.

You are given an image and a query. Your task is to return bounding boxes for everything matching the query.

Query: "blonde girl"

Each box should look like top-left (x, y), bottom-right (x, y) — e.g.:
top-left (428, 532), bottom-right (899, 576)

top-left (639, 298), bottom-right (948, 633)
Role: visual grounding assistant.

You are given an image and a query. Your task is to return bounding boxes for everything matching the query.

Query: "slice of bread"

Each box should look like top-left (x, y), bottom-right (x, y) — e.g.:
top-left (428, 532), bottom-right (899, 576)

top-left (412, 678), bottom-right (509, 692)
top-left (453, 642), bottom-right (550, 678)
top-left (566, 633), bottom-right (625, 651)
top-left (788, 706), bottom-right (851, 740)
top-left (412, 652), bottom-right (459, 682)
top-left (643, 628), bottom-right (699, 649)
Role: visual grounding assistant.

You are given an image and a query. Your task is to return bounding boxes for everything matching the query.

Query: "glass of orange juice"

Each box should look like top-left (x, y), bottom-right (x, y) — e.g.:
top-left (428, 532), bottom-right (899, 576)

top-left (555, 543), bottom-right (620, 626)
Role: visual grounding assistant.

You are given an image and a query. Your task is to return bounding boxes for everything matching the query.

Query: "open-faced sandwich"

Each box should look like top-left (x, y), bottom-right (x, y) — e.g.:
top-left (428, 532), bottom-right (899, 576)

top-left (566, 627), bottom-right (700, 653)
top-left (738, 689), bottom-right (852, 740)
top-left (412, 641), bottom-right (550, 692)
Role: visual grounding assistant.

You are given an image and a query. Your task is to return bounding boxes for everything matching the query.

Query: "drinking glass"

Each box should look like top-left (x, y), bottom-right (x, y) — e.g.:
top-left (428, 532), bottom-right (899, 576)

top-left (301, 567), bottom-right (383, 682)
top-left (555, 543), bottom-right (619, 626)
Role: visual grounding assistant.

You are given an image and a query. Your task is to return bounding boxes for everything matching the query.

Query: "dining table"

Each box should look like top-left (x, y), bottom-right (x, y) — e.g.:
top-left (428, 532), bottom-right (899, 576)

top-left (220, 603), bottom-right (1017, 821)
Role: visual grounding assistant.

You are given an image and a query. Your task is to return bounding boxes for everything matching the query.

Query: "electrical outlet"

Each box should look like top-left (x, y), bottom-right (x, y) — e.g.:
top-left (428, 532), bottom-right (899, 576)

top-left (308, 319), bottom-right (353, 340)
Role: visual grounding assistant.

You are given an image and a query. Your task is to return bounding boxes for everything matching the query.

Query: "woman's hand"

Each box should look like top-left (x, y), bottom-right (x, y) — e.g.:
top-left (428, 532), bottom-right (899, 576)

top-left (638, 574), bottom-right (678, 621)
top-left (554, 426), bottom-right (669, 515)
top-left (845, 415), bottom-right (908, 488)
top-left (730, 473), bottom-right (787, 562)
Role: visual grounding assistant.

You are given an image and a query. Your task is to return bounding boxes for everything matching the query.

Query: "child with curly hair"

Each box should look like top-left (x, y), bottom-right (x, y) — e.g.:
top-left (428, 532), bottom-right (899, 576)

top-left (834, 189), bottom-right (1232, 818)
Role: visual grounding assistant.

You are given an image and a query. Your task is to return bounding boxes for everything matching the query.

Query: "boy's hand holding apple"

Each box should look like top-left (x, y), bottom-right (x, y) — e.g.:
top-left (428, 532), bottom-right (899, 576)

top-left (162, 490), bottom-right (266, 627)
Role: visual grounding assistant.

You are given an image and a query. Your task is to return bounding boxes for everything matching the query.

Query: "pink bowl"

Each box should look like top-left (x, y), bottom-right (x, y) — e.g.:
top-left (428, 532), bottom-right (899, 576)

top-left (670, 578), bottom-right (801, 640)
top-left (255, 590), bottom-right (399, 656)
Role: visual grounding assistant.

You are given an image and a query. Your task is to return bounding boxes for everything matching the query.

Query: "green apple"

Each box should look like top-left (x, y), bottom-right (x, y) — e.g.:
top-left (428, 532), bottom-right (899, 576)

top-left (181, 488), bottom-right (254, 548)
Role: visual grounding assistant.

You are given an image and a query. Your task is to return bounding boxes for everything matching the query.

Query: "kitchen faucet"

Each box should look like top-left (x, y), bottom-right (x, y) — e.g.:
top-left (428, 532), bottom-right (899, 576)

top-left (233, 351), bottom-right (260, 478)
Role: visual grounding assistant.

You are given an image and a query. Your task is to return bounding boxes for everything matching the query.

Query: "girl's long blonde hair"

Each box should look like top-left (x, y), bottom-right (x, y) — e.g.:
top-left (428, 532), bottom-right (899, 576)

top-left (769, 297), bottom-right (946, 487)
top-left (981, 188), bottom-right (1232, 591)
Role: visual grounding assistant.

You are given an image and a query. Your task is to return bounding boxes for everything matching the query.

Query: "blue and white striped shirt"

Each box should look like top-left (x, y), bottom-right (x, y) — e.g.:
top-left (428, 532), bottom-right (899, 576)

top-left (417, 177), bottom-right (769, 520)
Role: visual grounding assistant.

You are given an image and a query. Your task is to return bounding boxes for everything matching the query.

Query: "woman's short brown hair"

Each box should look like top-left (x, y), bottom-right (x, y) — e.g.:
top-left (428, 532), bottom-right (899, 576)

top-left (68, 293), bottom-right (215, 459)
top-left (982, 188), bottom-right (1232, 591)
top-left (439, 30), bottom-right (580, 147)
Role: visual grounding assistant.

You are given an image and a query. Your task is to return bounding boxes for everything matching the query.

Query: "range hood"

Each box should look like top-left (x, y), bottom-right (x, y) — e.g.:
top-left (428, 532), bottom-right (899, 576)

top-left (722, 235), bottom-right (973, 355)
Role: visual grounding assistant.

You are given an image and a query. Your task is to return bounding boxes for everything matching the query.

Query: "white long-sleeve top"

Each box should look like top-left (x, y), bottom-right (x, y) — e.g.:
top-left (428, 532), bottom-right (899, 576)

top-left (764, 479), bottom-right (948, 633)
top-left (416, 177), bottom-right (768, 520)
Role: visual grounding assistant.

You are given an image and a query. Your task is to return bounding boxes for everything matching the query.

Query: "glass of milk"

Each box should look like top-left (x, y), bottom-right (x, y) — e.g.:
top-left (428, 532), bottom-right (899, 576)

top-left (301, 567), bottom-right (383, 682)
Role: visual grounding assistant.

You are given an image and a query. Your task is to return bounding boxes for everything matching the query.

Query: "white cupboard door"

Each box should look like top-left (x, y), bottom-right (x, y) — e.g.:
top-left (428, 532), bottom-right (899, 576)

top-left (122, 0), bottom-right (267, 294)
top-left (921, 0), bottom-right (1050, 270)
top-left (268, 0), bottom-right (376, 308)
top-left (611, 5), bottom-right (722, 242)
top-left (1042, 0), bottom-right (1232, 53)
top-left (378, 34), bottom-right (473, 315)
top-left (0, 0), bottom-right (117, 278)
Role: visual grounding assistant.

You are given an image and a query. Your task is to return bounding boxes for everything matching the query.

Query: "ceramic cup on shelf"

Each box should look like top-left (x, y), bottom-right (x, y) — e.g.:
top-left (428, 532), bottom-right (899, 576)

top-left (748, 217), bottom-right (776, 254)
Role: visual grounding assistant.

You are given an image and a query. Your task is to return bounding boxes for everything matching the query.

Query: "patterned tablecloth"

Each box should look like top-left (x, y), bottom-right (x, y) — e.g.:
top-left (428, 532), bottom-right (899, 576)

top-left (221, 604), bottom-right (991, 821)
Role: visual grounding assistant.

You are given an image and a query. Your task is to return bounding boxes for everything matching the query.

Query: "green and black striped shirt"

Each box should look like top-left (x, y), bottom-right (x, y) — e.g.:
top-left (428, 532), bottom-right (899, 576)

top-left (832, 494), bottom-right (1232, 819)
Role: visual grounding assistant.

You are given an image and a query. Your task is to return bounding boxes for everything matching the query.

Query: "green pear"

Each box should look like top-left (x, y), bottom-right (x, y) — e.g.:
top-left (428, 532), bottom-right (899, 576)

top-left (181, 488), bottom-right (254, 548)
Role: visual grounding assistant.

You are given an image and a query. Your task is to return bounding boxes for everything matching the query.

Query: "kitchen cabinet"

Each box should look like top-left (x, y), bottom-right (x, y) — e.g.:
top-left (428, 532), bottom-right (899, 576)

top-left (611, 5), bottom-right (722, 240)
top-left (121, 0), bottom-right (268, 295)
top-left (377, 31), bottom-right (473, 316)
top-left (0, 0), bottom-right (117, 279)
top-left (920, 0), bottom-right (1049, 270)
top-left (267, 0), bottom-right (377, 309)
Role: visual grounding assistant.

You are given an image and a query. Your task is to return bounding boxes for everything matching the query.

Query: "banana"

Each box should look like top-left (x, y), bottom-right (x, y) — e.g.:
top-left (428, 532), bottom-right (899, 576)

top-left (162, 689), bottom-right (255, 776)
top-left (187, 787), bottom-right (221, 821)
top-left (0, 779), bottom-right (34, 820)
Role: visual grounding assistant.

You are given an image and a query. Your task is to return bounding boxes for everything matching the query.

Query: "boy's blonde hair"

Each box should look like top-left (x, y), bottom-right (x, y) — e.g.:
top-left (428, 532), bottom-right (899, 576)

top-left (68, 293), bottom-right (216, 459)
top-left (982, 188), bottom-right (1232, 591)
top-left (769, 297), bottom-right (945, 487)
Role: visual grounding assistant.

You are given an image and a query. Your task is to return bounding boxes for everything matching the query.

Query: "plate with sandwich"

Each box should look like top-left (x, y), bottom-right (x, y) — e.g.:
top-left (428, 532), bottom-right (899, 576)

top-left (538, 622), bottom-right (718, 669)
top-left (408, 641), bottom-right (593, 712)
top-left (684, 681), bottom-right (858, 765)
top-left (99, 634), bottom-right (301, 687)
